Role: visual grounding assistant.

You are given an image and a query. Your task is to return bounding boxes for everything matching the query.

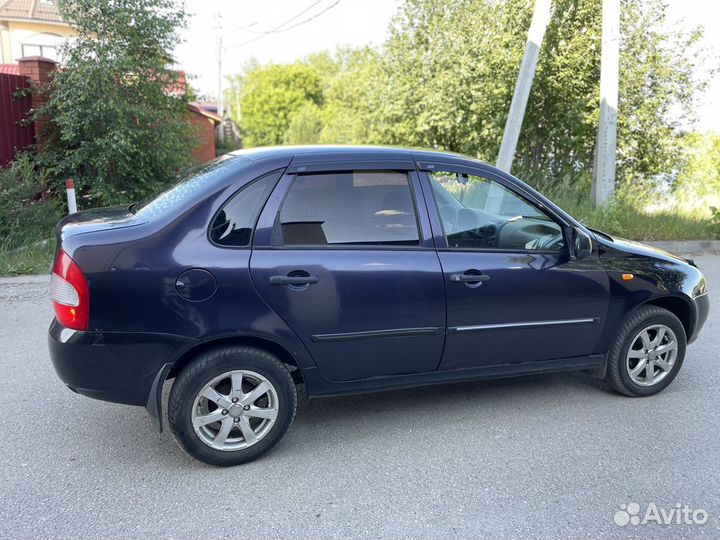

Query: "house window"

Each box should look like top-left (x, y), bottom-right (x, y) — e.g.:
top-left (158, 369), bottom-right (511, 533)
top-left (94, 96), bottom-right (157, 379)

top-left (21, 44), bottom-right (58, 60)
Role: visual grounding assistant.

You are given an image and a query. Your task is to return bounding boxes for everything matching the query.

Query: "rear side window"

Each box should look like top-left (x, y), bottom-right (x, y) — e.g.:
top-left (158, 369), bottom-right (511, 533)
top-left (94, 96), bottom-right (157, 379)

top-left (274, 171), bottom-right (420, 247)
top-left (210, 170), bottom-right (282, 247)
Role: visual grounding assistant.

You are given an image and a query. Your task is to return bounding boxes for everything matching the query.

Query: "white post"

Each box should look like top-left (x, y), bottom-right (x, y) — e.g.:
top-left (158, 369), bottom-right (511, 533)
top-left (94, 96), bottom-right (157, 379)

top-left (496, 0), bottom-right (552, 174)
top-left (65, 179), bottom-right (77, 214)
top-left (216, 13), bottom-right (225, 145)
top-left (591, 0), bottom-right (620, 205)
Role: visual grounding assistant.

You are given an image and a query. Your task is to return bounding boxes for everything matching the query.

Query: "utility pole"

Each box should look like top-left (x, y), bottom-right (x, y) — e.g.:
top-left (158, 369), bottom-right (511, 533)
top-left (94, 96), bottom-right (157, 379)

top-left (591, 0), bottom-right (620, 204)
top-left (216, 11), bottom-right (225, 145)
top-left (496, 0), bottom-right (552, 174)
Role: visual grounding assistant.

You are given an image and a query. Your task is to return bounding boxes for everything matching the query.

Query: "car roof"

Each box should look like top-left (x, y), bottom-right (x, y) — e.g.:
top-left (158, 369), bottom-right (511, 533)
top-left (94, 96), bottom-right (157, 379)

top-left (228, 145), bottom-right (491, 168)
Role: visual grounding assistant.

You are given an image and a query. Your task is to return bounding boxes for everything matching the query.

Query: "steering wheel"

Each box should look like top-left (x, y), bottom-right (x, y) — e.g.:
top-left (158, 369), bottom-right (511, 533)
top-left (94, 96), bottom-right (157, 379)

top-left (536, 232), bottom-right (564, 250)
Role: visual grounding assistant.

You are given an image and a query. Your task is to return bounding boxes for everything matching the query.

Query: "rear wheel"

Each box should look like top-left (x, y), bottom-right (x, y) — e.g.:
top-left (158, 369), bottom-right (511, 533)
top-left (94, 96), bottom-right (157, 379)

top-left (605, 305), bottom-right (686, 396)
top-left (168, 346), bottom-right (296, 466)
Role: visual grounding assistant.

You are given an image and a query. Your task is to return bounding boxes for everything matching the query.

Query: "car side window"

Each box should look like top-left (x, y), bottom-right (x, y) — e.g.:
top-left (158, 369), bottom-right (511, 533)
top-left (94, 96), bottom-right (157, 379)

top-left (275, 171), bottom-right (420, 247)
top-left (428, 171), bottom-right (565, 251)
top-left (210, 170), bottom-right (282, 247)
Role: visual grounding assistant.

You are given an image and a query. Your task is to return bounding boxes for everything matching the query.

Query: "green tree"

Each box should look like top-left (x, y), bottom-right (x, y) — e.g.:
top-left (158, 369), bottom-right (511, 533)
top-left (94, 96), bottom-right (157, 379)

top-left (37, 0), bottom-right (194, 206)
top-left (284, 103), bottom-right (323, 144)
top-left (676, 132), bottom-right (720, 204)
top-left (318, 48), bottom-right (383, 144)
top-left (228, 0), bottom-right (711, 199)
top-left (373, 0), bottom-right (710, 191)
top-left (233, 63), bottom-right (324, 147)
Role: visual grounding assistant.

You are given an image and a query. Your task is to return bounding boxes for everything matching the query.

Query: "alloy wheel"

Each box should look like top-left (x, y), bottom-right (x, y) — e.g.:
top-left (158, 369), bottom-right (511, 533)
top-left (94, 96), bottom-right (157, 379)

top-left (191, 370), bottom-right (279, 451)
top-left (625, 324), bottom-right (678, 387)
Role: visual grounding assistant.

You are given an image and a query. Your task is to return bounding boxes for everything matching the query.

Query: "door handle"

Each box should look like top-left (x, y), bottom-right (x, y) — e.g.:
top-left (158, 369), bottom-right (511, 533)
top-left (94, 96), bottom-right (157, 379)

top-left (269, 275), bottom-right (319, 286)
top-left (450, 272), bottom-right (490, 285)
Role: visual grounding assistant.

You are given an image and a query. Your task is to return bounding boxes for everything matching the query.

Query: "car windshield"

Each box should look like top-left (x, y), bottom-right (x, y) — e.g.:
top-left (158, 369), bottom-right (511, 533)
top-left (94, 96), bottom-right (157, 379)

top-left (133, 154), bottom-right (248, 220)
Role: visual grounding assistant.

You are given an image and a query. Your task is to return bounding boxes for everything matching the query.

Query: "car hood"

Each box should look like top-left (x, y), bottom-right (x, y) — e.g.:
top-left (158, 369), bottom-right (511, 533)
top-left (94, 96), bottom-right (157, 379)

top-left (591, 229), bottom-right (688, 264)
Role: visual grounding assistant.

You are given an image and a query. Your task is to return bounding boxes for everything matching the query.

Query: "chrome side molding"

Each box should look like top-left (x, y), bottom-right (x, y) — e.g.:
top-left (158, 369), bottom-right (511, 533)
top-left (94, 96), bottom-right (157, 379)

top-left (450, 318), bottom-right (598, 333)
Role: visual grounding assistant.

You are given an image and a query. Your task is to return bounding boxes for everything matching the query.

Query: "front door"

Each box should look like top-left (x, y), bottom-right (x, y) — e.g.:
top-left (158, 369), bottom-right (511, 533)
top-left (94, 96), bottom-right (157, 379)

top-left (251, 168), bottom-right (445, 381)
top-left (421, 167), bottom-right (610, 371)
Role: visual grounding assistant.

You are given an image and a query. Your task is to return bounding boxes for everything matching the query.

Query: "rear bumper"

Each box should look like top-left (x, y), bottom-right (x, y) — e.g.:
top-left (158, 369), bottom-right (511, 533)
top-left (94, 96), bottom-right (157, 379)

top-left (48, 319), bottom-right (196, 406)
top-left (690, 293), bottom-right (710, 344)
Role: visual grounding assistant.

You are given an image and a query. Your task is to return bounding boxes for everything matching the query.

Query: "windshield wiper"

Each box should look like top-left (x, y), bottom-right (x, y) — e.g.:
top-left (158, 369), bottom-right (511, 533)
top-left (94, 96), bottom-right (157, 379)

top-left (128, 202), bottom-right (139, 214)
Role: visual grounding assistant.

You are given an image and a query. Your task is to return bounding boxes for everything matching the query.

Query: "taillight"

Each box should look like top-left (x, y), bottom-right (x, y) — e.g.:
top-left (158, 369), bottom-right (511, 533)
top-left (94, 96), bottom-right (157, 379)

top-left (51, 249), bottom-right (89, 330)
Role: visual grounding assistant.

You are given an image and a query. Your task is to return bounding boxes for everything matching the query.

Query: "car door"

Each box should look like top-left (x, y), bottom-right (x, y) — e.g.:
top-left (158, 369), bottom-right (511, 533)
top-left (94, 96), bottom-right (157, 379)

top-left (250, 163), bottom-right (446, 381)
top-left (418, 163), bottom-right (610, 371)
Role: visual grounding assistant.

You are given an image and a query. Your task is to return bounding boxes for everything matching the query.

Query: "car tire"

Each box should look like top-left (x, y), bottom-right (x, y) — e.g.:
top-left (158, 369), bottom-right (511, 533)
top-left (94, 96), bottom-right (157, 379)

top-left (605, 305), bottom-right (686, 397)
top-left (168, 346), bottom-right (297, 466)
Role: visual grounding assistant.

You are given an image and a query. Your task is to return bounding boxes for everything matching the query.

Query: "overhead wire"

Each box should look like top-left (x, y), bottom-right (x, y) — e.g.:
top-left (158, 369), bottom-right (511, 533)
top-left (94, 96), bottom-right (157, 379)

top-left (225, 0), bottom-right (342, 49)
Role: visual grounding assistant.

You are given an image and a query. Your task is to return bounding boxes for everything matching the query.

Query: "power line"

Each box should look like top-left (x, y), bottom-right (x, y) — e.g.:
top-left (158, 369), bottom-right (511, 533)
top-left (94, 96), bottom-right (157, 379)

top-left (273, 0), bottom-right (342, 32)
top-left (224, 18), bottom-right (261, 34)
top-left (225, 0), bottom-right (322, 45)
top-left (226, 0), bottom-right (342, 49)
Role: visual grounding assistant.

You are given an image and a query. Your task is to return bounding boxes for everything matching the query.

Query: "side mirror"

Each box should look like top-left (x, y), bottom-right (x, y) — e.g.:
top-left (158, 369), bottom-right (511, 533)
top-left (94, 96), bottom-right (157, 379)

top-left (569, 227), bottom-right (593, 260)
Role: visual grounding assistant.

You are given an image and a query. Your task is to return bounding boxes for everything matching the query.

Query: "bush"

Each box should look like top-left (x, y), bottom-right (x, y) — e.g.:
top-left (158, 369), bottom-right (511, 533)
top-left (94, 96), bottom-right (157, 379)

top-left (36, 0), bottom-right (194, 207)
top-left (0, 155), bottom-right (63, 250)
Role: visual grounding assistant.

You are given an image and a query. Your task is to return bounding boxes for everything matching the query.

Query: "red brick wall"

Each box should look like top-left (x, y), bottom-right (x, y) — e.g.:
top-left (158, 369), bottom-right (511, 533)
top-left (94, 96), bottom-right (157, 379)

top-left (18, 56), bottom-right (56, 147)
top-left (187, 110), bottom-right (217, 164)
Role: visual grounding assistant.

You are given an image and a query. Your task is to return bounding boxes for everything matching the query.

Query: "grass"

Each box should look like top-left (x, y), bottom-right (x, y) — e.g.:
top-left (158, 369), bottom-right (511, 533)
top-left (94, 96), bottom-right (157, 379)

top-left (0, 240), bottom-right (55, 277)
top-left (547, 190), bottom-right (720, 241)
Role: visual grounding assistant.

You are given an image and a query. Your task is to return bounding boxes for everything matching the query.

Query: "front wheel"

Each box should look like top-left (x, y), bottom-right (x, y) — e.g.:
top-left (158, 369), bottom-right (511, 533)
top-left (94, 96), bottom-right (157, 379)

top-left (605, 305), bottom-right (687, 397)
top-left (168, 346), bottom-right (297, 466)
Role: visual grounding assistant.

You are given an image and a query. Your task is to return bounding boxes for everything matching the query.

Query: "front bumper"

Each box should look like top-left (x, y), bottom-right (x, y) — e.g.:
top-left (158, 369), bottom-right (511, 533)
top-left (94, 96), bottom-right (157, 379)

top-left (690, 293), bottom-right (710, 343)
top-left (48, 319), bottom-right (196, 407)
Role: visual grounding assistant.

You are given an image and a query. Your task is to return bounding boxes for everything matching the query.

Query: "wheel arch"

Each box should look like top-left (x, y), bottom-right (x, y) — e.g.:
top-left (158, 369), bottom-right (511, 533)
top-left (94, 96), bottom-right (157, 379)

top-left (639, 294), bottom-right (694, 339)
top-left (168, 335), bottom-right (304, 384)
top-left (146, 335), bottom-right (304, 433)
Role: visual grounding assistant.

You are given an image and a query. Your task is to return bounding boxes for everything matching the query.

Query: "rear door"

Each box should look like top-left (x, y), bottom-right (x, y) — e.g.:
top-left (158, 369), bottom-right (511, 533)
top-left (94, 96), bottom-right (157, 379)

top-left (250, 163), bottom-right (445, 381)
top-left (418, 163), bottom-right (610, 371)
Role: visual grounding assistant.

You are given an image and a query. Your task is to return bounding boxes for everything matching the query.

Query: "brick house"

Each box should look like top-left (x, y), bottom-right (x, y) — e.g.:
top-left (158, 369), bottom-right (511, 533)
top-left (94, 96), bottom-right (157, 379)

top-left (0, 0), bottom-right (76, 63)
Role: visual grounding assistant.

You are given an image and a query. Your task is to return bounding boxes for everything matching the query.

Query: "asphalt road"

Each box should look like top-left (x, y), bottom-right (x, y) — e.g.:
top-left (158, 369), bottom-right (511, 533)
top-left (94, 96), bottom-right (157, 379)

top-left (1, 256), bottom-right (718, 540)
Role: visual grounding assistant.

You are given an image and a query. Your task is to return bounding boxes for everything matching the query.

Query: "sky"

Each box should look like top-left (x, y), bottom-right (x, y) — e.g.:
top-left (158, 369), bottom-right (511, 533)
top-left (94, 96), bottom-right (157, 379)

top-left (175, 0), bottom-right (720, 132)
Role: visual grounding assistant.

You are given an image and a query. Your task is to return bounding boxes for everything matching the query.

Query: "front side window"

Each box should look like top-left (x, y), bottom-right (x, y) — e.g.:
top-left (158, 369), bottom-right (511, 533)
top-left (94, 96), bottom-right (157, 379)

top-left (275, 171), bottom-right (420, 247)
top-left (428, 171), bottom-right (564, 251)
top-left (210, 170), bottom-right (282, 247)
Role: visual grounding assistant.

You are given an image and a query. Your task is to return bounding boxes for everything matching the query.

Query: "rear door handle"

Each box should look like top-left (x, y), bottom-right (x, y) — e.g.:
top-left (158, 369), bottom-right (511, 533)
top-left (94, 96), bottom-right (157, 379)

top-left (269, 275), bottom-right (319, 285)
top-left (450, 272), bottom-right (490, 285)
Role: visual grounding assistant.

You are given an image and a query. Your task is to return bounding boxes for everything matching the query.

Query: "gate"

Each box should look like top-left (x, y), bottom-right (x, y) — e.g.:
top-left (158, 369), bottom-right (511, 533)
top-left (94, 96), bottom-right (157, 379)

top-left (0, 73), bottom-right (35, 167)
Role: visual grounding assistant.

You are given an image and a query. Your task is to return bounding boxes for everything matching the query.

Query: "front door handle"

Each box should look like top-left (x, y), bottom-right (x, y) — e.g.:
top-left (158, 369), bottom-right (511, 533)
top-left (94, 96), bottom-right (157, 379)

top-left (269, 275), bottom-right (319, 286)
top-left (450, 271), bottom-right (490, 286)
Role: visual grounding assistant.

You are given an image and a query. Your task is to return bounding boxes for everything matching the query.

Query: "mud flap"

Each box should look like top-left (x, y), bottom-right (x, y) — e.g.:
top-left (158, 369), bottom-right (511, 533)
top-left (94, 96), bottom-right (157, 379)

top-left (145, 363), bottom-right (173, 432)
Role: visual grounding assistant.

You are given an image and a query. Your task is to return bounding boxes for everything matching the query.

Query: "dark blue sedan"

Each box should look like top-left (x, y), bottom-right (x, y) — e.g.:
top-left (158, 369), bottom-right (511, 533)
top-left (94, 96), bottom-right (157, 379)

top-left (48, 146), bottom-right (709, 466)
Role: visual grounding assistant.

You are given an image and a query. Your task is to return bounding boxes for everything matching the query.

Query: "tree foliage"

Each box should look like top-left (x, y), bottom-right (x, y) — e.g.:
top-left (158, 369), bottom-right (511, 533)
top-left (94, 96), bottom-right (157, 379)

top-left (227, 0), bottom-right (713, 197)
top-left (231, 63), bottom-right (324, 147)
top-left (676, 132), bottom-right (720, 204)
top-left (38, 0), bottom-right (194, 206)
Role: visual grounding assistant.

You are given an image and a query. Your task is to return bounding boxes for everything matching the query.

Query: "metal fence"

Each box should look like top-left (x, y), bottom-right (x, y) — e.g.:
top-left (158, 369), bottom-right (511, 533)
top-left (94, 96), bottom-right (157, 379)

top-left (0, 73), bottom-right (34, 167)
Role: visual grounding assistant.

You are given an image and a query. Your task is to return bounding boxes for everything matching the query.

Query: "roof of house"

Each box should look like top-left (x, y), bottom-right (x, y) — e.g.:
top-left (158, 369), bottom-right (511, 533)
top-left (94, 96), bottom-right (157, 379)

top-left (0, 63), bottom-right (20, 74)
top-left (188, 102), bottom-right (222, 124)
top-left (0, 0), bottom-right (67, 24)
